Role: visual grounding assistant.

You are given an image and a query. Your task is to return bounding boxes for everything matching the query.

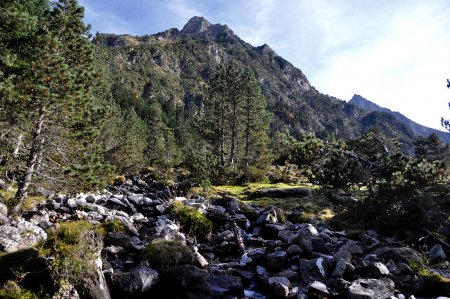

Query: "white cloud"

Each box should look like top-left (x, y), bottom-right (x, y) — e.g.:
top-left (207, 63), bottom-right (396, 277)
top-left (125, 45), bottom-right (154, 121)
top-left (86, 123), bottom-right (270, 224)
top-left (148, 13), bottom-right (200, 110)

top-left (167, 0), bottom-right (201, 23)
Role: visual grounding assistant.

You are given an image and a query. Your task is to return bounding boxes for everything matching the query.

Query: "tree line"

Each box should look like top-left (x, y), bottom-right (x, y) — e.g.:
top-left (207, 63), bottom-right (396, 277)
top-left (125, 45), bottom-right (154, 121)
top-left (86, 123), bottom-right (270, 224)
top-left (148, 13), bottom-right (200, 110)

top-left (1, 0), bottom-right (449, 220)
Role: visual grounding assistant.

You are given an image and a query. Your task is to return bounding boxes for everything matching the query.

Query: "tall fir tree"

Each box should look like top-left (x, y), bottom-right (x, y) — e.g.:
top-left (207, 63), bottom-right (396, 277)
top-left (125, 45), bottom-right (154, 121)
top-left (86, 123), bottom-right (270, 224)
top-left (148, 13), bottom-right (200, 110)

top-left (1, 0), bottom-right (110, 213)
top-left (202, 59), bottom-right (271, 183)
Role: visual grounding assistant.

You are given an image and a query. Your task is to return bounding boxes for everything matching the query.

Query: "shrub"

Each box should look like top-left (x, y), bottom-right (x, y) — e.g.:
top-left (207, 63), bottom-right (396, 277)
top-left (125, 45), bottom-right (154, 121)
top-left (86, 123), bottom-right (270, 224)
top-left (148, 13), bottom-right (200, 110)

top-left (38, 220), bottom-right (101, 286)
top-left (99, 219), bottom-right (128, 235)
top-left (142, 240), bottom-right (193, 270)
top-left (0, 281), bottom-right (37, 299)
top-left (169, 201), bottom-right (212, 239)
top-left (365, 155), bottom-right (445, 231)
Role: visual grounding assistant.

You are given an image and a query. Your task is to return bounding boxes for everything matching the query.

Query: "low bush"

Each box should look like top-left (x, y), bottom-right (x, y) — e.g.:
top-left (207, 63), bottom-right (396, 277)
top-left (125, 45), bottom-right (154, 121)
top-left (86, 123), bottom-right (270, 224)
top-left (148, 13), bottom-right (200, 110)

top-left (169, 201), bottom-right (212, 239)
top-left (142, 240), bottom-right (193, 270)
top-left (0, 281), bottom-right (37, 299)
top-left (99, 219), bottom-right (128, 235)
top-left (38, 220), bottom-right (101, 287)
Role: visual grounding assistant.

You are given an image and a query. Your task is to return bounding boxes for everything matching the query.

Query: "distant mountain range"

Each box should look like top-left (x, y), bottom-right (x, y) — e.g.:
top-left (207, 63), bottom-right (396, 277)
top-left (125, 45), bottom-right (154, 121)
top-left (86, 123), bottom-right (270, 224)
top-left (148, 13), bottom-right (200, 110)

top-left (95, 16), bottom-right (450, 148)
top-left (349, 94), bottom-right (450, 143)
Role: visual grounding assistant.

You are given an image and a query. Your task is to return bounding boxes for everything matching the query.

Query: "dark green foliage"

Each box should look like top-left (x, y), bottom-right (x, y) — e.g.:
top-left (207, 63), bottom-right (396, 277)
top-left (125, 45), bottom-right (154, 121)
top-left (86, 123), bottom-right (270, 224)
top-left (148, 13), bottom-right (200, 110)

top-left (169, 201), bottom-right (212, 239)
top-left (142, 240), bottom-right (193, 271)
top-left (364, 154), bottom-right (446, 231)
top-left (290, 135), bottom-right (325, 169)
top-left (314, 150), bottom-right (365, 191)
top-left (200, 60), bottom-right (271, 183)
top-left (0, 0), bottom-right (113, 213)
top-left (413, 133), bottom-right (449, 164)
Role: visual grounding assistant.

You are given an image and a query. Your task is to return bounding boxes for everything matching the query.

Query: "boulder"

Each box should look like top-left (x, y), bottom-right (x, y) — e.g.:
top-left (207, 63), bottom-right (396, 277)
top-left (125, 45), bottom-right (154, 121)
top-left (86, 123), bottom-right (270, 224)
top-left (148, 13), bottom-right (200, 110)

top-left (296, 231), bottom-right (313, 254)
top-left (109, 266), bottom-right (158, 294)
top-left (332, 258), bottom-right (347, 277)
top-left (265, 251), bottom-right (288, 272)
top-left (309, 280), bottom-right (329, 296)
top-left (207, 274), bottom-right (243, 297)
top-left (367, 262), bottom-right (390, 277)
top-left (347, 278), bottom-right (395, 299)
top-left (428, 244), bottom-right (447, 263)
top-left (269, 277), bottom-right (290, 298)
top-left (0, 221), bottom-right (47, 253)
top-left (210, 196), bottom-right (240, 212)
top-left (287, 244), bottom-right (303, 257)
top-left (371, 246), bottom-right (422, 265)
top-left (168, 265), bottom-right (243, 298)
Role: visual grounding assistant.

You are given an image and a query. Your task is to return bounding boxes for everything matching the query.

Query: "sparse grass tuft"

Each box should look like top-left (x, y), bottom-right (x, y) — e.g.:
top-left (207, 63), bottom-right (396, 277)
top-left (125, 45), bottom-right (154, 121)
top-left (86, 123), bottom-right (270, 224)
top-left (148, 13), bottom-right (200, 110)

top-left (37, 220), bottom-right (101, 286)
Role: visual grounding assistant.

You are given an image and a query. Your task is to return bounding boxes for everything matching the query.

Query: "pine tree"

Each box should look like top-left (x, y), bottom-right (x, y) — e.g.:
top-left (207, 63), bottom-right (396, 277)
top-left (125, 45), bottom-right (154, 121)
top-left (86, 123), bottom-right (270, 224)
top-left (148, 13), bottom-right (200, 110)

top-left (1, 0), bottom-right (109, 213)
top-left (240, 70), bottom-right (272, 181)
top-left (202, 60), bottom-right (271, 183)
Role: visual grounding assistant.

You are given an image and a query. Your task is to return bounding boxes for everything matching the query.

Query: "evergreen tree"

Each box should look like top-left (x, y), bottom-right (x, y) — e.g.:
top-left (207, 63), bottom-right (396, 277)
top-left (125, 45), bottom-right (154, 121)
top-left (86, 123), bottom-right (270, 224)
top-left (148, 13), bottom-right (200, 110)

top-left (202, 60), bottom-right (271, 183)
top-left (1, 0), bottom-right (109, 213)
top-left (240, 70), bottom-right (272, 181)
top-left (413, 133), bottom-right (449, 163)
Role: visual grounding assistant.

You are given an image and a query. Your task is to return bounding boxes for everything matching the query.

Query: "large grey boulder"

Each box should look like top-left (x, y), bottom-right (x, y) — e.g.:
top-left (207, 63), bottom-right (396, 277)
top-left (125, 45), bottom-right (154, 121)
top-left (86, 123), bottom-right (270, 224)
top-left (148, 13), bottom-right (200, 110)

top-left (210, 196), bottom-right (240, 212)
top-left (109, 266), bottom-right (158, 294)
top-left (371, 246), bottom-right (422, 264)
top-left (169, 265), bottom-right (243, 299)
top-left (347, 278), bottom-right (395, 299)
top-left (428, 244), bottom-right (447, 263)
top-left (0, 200), bottom-right (8, 225)
top-left (265, 251), bottom-right (288, 272)
top-left (0, 220), bottom-right (47, 253)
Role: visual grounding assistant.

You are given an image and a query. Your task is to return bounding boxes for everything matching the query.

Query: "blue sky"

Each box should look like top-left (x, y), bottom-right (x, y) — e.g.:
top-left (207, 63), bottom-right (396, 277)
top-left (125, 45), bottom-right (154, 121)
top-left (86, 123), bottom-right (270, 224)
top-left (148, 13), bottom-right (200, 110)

top-left (79, 0), bottom-right (450, 131)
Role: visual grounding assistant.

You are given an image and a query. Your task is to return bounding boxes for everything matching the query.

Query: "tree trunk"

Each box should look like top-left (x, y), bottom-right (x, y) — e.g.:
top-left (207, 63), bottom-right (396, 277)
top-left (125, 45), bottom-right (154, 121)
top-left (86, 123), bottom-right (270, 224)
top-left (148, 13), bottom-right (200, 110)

top-left (12, 133), bottom-right (23, 158)
top-left (12, 111), bottom-right (46, 215)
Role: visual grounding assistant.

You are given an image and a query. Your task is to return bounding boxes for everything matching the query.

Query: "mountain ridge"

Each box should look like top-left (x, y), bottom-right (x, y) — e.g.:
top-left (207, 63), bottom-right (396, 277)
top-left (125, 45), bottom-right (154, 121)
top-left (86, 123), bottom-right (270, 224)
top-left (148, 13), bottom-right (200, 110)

top-left (349, 94), bottom-right (450, 143)
top-left (94, 16), bottom-right (448, 148)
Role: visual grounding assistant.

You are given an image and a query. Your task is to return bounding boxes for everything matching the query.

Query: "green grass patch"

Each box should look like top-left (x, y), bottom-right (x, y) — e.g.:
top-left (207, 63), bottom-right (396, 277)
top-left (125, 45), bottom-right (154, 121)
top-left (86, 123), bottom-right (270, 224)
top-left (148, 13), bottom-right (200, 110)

top-left (213, 182), bottom-right (316, 199)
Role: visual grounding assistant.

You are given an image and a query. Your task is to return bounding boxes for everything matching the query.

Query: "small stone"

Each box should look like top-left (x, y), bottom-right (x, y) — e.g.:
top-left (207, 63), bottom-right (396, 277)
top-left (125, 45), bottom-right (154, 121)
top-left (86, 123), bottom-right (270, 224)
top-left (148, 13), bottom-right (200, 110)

top-left (270, 282), bottom-right (289, 298)
top-left (85, 195), bottom-right (96, 203)
top-left (309, 281), bottom-right (329, 295)
top-left (269, 276), bottom-right (292, 288)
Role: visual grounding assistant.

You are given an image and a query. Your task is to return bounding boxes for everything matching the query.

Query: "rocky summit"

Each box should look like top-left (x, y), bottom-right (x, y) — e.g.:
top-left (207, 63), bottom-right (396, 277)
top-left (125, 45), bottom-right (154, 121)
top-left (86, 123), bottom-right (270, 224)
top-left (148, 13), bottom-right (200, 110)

top-left (1, 175), bottom-right (449, 298)
top-left (94, 16), bottom-right (448, 147)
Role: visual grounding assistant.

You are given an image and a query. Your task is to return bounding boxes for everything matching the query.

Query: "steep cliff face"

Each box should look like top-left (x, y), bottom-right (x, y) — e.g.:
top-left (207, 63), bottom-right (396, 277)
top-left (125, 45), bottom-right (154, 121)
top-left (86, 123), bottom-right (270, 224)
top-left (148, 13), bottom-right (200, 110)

top-left (95, 16), bottom-right (421, 144)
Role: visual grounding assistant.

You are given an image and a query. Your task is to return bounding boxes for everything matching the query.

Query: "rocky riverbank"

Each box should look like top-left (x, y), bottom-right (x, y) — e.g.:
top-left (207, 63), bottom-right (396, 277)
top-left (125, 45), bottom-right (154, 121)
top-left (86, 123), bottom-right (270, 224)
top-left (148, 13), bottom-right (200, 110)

top-left (0, 174), bottom-right (449, 298)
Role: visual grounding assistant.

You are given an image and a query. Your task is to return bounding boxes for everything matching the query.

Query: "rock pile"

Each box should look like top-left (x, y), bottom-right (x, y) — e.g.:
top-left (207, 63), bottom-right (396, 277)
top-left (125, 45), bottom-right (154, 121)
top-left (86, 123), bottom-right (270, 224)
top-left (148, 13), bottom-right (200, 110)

top-left (0, 175), bottom-right (449, 298)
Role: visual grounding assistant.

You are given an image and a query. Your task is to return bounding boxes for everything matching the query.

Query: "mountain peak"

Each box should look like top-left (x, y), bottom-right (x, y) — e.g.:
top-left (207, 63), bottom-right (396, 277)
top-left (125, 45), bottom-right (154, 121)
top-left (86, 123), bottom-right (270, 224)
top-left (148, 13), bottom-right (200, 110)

top-left (180, 16), bottom-right (234, 38)
top-left (181, 16), bottom-right (212, 35)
